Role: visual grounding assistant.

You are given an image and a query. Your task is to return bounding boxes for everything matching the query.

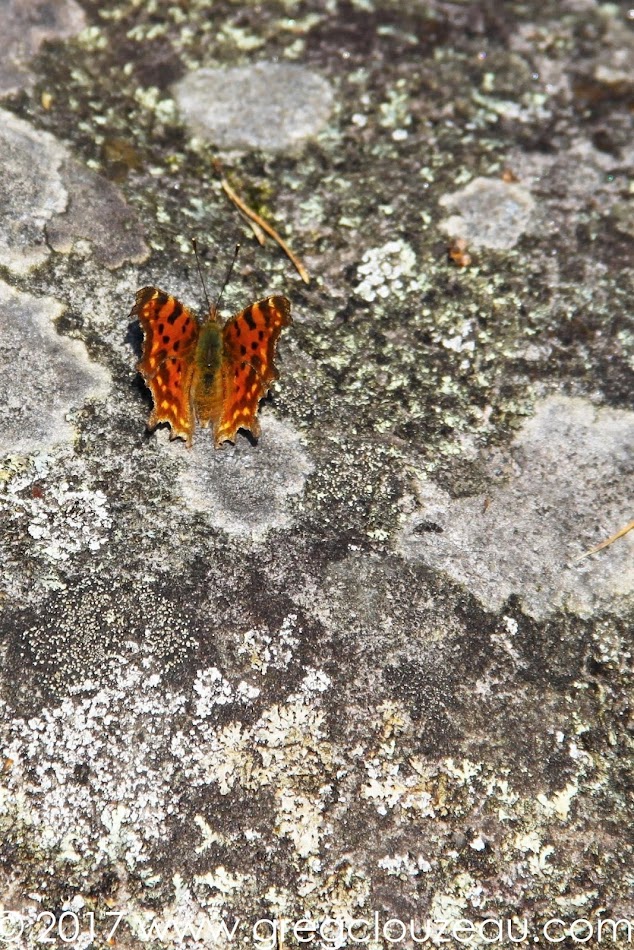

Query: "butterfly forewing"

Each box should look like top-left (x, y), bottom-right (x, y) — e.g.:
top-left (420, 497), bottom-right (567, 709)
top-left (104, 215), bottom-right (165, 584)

top-left (135, 287), bottom-right (199, 373)
top-left (216, 296), bottom-right (292, 445)
top-left (134, 287), bottom-right (200, 444)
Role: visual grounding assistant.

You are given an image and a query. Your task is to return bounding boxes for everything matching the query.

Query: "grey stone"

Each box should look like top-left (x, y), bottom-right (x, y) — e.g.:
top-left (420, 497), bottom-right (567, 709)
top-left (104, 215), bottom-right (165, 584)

top-left (0, 109), bottom-right (68, 275)
top-left (47, 158), bottom-right (150, 269)
top-left (173, 63), bottom-right (334, 151)
top-left (0, 110), bottom-right (149, 274)
top-left (172, 416), bottom-right (313, 539)
top-left (399, 396), bottom-right (633, 620)
top-left (0, 0), bottom-right (633, 937)
top-left (0, 280), bottom-right (111, 455)
top-left (439, 177), bottom-right (536, 250)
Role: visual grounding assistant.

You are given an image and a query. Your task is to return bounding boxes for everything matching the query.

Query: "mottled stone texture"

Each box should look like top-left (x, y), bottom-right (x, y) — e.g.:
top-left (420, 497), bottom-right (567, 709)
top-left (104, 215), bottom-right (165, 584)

top-left (0, 0), bottom-right (632, 946)
top-left (0, 0), bottom-right (86, 95)
top-left (47, 158), bottom-right (150, 268)
top-left (0, 109), bottom-right (68, 274)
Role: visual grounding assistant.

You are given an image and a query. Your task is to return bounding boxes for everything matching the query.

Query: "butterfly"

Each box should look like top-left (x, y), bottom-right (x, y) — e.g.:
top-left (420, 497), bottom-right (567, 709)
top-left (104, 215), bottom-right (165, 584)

top-left (133, 286), bottom-right (292, 447)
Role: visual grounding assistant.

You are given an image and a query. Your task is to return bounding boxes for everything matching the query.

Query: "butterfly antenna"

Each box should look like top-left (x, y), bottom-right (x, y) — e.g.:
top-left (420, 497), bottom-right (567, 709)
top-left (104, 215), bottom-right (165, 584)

top-left (213, 243), bottom-right (241, 321)
top-left (191, 238), bottom-right (213, 316)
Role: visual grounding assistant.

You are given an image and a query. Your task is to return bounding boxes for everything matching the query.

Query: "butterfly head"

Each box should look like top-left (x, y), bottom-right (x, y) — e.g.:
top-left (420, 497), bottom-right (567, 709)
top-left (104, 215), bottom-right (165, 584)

top-left (192, 239), bottom-right (240, 326)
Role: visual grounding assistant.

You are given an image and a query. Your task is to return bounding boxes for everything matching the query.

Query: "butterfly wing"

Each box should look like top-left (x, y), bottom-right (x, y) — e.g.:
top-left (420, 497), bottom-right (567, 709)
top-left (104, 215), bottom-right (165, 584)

top-left (133, 287), bottom-right (200, 445)
top-left (216, 296), bottom-right (292, 445)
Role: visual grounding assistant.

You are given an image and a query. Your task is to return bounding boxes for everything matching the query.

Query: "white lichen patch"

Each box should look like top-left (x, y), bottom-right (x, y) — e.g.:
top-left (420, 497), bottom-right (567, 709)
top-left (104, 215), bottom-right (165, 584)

top-left (178, 697), bottom-right (334, 856)
top-left (1, 670), bottom-right (189, 873)
top-left (298, 668), bottom-right (332, 695)
top-left (195, 866), bottom-right (247, 896)
top-left (193, 668), bottom-right (260, 718)
top-left (237, 615), bottom-right (301, 674)
top-left (0, 644), bottom-right (612, 936)
top-left (362, 763), bottom-right (436, 817)
top-left (347, 700), bottom-right (604, 925)
top-left (26, 482), bottom-right (111, 560)
top-left (537, 782), bottom-right (579, 821)
top-left (438, 176), bottom-right (536, 250)
top-left (355, 239), bottom-right (425, 303)
top-left (431, 872), bottom-right (487, 917)
top-left (399, 396), bottom-right (634, 620)
top-left (1, 454), bottom-right (112, 562)
top-left (2, 656), bottom-right (332, 912)
top-left (377, 852), bottom-right (432, 877)
top-left (276, 789), bottom-right (324, 858)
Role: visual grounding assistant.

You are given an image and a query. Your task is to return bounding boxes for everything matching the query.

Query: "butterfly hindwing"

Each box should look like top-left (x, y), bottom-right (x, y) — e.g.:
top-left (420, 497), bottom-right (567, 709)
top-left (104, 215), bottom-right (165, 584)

top-left (216, 296), bottom-right (292, 445)
top-left (147, 356), bottom-right (197, 444)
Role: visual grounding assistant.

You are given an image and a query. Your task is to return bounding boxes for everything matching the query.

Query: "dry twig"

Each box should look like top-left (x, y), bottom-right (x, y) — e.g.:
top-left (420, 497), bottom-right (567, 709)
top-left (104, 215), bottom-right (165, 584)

top-left (574, 518), bottom-right (634, 562)
top-left (221, 178), bottom-right (310, 284)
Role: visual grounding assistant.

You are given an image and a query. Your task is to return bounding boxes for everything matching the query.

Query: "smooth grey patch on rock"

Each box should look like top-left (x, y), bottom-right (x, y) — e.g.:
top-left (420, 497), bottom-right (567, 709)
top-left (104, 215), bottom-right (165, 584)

top-left (438, 177), bottom-right (535, 250)
top-left (0, 111), bottom-right (149, 274)
top-left (173, 62), bottom-right (334, 152)
top-left (0, 109), bottom-right (68, 275)
top-left (509, 138), bottom-right (634, 231)
top-left (0, 0), bottom-right (86, 96)
top-left (0, 280), bottom-right (111, 456)
top-left (399, 396), bottom-right (633, 620)
top-left (48, 158), bottom-right (150, 268)
top-left (171, 415), bottom-right (313, 538)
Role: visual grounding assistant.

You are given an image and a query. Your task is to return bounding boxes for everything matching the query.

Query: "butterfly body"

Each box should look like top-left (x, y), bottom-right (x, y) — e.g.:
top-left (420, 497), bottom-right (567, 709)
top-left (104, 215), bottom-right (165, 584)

top-left (133, 287), bottom-right (292, 447)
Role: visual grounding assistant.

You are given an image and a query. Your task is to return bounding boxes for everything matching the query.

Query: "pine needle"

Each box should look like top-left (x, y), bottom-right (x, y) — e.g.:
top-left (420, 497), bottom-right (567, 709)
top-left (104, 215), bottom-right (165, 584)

top-left (238, 210), bottom-right (266, 246)
top-left (574, 518), bottom-right (634, 562)
top-left (221, 178), bottom-right (310, 284)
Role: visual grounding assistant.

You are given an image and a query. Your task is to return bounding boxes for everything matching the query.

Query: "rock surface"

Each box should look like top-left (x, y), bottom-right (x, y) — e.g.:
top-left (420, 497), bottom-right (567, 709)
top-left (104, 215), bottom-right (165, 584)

top-left (0, 0), bottom-right (632, 946)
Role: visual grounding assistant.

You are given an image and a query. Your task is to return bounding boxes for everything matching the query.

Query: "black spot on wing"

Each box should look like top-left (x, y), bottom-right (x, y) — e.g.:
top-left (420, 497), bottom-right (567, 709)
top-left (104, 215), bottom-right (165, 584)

top-left (166, 301), bottom-right (184, 325)
top-left (257, 299), bottom-right (273, 323)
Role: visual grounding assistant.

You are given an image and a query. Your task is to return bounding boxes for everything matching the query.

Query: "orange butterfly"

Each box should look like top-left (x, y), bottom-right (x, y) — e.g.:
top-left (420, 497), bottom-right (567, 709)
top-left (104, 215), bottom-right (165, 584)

top-left (133, 280), bottom-right (292, 447)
